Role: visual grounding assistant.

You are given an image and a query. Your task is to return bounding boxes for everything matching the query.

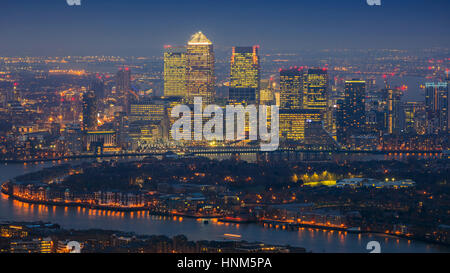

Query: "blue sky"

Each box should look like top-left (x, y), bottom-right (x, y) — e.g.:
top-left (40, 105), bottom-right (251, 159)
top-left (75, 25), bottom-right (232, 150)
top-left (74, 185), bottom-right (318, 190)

top-left (0, 0), bottom-right (449, 55)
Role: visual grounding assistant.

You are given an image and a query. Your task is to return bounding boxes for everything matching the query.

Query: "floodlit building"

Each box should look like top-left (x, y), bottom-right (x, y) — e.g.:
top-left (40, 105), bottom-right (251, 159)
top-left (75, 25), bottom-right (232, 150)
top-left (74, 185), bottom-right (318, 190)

top-left (304, 68), bottom-right (328, 111)
top-left (186, 32), bottom-right (215, 104)
top-left (164, 46), bottom-right (187, 97)
top-left (280, 68), bottom-right (304, 110)
top-left (279, 109), bottom-right (323, 141)
top-left (425, 82), bottom-right (448, 133)
top-left (229, 46), bottom-right (260, 105)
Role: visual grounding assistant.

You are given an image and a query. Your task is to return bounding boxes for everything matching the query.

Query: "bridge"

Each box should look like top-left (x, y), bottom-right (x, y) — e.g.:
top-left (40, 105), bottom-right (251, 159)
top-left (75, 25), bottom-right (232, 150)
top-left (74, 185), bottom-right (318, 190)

top-left (0, 147), bottom-right (445, 163)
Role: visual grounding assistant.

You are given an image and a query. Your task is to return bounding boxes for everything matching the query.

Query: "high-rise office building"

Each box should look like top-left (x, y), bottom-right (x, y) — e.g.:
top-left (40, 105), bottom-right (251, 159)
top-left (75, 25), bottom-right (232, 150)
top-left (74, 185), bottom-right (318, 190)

top-left (90, 78), bottom-right (105, 99)
top-left (425, 82), bottom-right (448, 133)
top-left (0, 82), bottom-right (13, 108)
top-left (128, 97), bottom-right (175, 145)
top-left (129, 100), bottom-right (166, 123)
top-left (186, 31), bottom-right (215, 104)
top-left (82, 90), bottom-right (97, 131)
top-left (279, 109), bottom-right (323, 141)
top-left (364, 99), bottom-right (386, 135)
top-left (304, 68), bottom-right (328, 111)
top-left (116, 67), bottom-right (132, 114)
top-left (337, 80), bottom-right (366, 139)
top-left (164, 46), bottom-right (187, 97)
top-left (279, 68), bottom-right (303, 110)
top-left (382, 88), bottom-right (403, 134)
top-left (403, 102), bottom-right (426, 134)
top-left (229, 46), bottom-right (260, 104)
top-left (114, 111), bottom-right (128, 149)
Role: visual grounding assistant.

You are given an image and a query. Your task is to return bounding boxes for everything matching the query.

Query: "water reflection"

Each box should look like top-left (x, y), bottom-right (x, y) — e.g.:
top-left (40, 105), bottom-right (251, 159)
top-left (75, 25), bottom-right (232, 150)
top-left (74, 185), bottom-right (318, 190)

top-left (0, 159), bottom-right (448, 253)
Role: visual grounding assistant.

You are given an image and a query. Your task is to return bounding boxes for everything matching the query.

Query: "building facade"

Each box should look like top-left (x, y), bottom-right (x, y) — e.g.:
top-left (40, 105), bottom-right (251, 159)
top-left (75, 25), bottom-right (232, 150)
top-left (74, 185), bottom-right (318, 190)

top-left (280, 68), bottom-right (303, 110)
top-left (279, 109), bottom-right (323, 141)
top-left (229, 46), bottom-right (260, 105)
top-left (116, 67), bottom-right (132, 114)
top-left (425, 82), bottom-right (448, 134)
top-left (337, 80), bottom-right (366, 141)
top-left (186, 32), bottom-right (215, 104)
top-left (82, 90), bottom-right (97, 131)
top-left (382, 88), bottom-right (403, 135)
top-left (304, 68), bottom-right (328, 111)
top-left (164, 46), bottom-right (187, 97)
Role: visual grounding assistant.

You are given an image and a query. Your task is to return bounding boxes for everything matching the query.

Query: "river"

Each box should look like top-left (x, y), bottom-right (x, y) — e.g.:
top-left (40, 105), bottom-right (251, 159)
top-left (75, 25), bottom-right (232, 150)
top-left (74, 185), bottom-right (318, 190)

top-left (0, 159), bottom-right (448, 253)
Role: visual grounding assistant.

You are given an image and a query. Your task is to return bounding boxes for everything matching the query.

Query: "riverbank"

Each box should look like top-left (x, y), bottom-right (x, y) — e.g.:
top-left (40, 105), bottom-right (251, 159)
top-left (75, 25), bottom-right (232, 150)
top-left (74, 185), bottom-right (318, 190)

top-left (1, 160), bottom-right (448, 253)
top-left (0, 221), bottom-right (308, 253)
top-left (1, 187), bottom-right (358, 233)
top-left (3, 187), bottom-right (449, 250)
top-left (0, 188), bottom-right (222, 219)
top-left (1, 190), bottom-right (447, 253)
top-left (1, 149), bottom-right (445, 163)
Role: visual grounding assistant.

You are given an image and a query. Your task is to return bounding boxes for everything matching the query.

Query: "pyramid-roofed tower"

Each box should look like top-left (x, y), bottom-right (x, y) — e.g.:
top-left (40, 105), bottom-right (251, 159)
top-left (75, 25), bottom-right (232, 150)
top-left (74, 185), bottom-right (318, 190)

top-left (188, 31), bottom-right (212, 45)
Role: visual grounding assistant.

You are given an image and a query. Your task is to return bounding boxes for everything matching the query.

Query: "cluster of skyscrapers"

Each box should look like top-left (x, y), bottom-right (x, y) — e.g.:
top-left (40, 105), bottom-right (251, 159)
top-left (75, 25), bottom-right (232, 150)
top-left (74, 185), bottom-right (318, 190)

top-left (161, 32), bottom-right (335, 147)
top-left (76, 31), bottom-right (449, 152)
top-left (164, 32), bottom-right (215, 104)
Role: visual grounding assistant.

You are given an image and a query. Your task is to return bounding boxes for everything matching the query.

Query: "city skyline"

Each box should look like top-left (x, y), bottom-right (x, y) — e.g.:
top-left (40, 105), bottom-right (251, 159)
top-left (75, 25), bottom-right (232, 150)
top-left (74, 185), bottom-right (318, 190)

top-left (0, 1), bottom-right (449, 256)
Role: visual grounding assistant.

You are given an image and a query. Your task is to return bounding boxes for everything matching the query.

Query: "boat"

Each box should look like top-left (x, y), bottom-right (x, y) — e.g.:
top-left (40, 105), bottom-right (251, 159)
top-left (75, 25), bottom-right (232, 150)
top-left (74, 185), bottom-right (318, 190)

top-left (218, 216), bottom-right (257, 224)
top-left (347, 227), bottom-right (362, 233)
top-left (223, 234), bottom-right (242, 240)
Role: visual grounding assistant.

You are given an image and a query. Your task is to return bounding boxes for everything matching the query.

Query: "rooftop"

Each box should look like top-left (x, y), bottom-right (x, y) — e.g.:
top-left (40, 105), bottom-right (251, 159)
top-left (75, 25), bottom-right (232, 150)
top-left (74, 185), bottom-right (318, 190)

top-left (188, 31), bottom-right (212, 45)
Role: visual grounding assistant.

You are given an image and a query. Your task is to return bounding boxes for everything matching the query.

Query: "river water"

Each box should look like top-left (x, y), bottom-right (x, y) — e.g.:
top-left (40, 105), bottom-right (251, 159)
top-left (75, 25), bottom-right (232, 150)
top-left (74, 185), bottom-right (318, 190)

top-left (0, 159), bottom-right (448, 253)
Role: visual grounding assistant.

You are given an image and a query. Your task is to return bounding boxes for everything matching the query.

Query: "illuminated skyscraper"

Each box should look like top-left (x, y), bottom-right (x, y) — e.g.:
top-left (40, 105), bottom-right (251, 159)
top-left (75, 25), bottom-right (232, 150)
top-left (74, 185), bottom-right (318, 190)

top-left (164, 46), bottom-right (187, 97)
top-left (403, 102), bottom-right (426, 134)
top-left (186, 31), bottom-right (215, 104)
top-left (229, 46), bottom-right (260, 104)
top-left (382, 88), bottom-right (403, 134)
top-left (82, 90), bottom-right (97, 131)
top-left (280, 68), bottom-right (303, 110)
top-left (90, 78), bottom-right (105, 99)
top-left (339, 80), bottom-right (366, 138)
top-left (425, 82), bottom-right (448, 133)
top-left (304, 68), bottom-right (328, 111)
top-left (116, 67), bottom-right (132, 114)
